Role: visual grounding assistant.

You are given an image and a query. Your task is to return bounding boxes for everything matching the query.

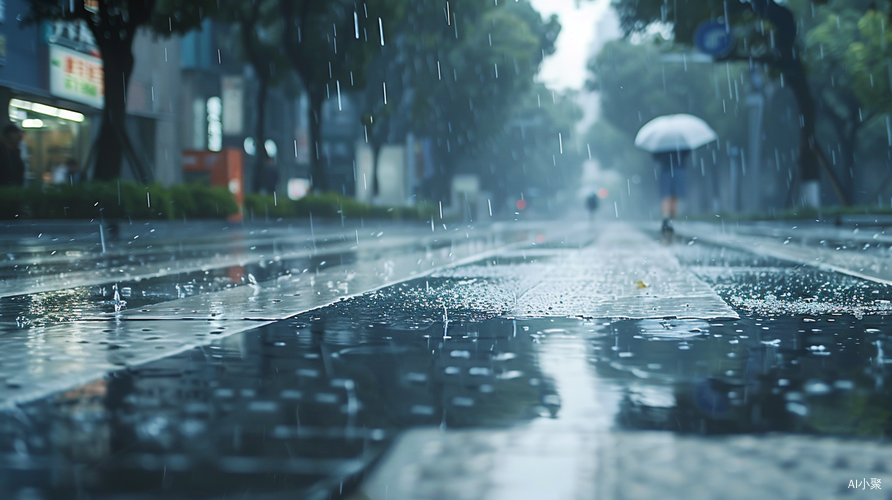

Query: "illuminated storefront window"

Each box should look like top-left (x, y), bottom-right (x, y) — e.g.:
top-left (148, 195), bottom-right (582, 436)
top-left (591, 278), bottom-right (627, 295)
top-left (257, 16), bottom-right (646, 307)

top-left (9, 99), bottom-right (91, 184)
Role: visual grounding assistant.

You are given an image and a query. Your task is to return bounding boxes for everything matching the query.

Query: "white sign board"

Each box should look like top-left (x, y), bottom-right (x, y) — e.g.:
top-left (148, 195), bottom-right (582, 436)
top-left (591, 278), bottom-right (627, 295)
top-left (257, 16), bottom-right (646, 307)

top-left (221, 76), bottom-right (244, 135)
top-left (207, 96), bottom-right (222, 151)
top-left (49, 45), bottom-right (103, 108)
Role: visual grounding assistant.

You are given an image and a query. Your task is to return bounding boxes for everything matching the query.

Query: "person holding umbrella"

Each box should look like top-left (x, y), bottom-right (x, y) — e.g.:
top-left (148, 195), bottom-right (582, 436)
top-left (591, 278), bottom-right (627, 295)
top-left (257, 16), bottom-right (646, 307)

top-left (634, 114), bottom-right (717, 237)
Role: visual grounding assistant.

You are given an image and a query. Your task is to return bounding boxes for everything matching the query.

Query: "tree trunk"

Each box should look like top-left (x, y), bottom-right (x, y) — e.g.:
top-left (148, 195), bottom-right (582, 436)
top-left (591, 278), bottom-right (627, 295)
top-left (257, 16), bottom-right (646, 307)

top-left (0, 86), bottom-right (12, 129)
top-left (786, 63), bottom-right (848, 205)
top-left (252, 75), bottom-right (270, 193)
top-left (371, 141), bottom-right (383, 197)
top-left (308, 87), bottom-right (326, 193)
top-left (94, 39), bottom-right (138, 181)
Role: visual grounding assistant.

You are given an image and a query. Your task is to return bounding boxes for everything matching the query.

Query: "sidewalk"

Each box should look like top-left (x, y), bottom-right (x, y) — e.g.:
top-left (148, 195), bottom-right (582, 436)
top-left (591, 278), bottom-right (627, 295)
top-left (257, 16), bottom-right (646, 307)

top-left (353, 427), bottom-right (892, 499)
top-left (675, 220), bottom-right (892, 286)
top-left (347, 222), bottom-right (892, 500)
top-left (4, 220), bottom-right (892, 499)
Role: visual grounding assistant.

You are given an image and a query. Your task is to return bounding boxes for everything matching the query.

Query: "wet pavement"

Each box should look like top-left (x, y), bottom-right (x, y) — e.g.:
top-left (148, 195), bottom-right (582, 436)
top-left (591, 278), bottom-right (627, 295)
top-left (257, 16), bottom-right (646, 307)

top-left (1, 219), bottom-right (892, 499)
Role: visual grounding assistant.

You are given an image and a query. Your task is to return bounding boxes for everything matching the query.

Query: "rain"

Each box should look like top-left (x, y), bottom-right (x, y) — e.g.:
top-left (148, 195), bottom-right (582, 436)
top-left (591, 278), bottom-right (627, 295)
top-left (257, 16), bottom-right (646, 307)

top-left (0, 0), bottom-right (891, 498)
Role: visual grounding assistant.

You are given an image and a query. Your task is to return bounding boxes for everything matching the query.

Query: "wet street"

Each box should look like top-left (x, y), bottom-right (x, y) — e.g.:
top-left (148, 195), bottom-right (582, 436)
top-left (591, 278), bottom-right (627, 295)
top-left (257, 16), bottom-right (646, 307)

top-left (2, 217), bottom-right (892, 499)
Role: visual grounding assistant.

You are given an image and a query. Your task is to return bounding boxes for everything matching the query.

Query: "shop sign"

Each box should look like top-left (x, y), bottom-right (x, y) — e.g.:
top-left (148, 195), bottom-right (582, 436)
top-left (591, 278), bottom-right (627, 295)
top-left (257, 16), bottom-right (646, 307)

top-left (49, 45), bottom-right (104, 108)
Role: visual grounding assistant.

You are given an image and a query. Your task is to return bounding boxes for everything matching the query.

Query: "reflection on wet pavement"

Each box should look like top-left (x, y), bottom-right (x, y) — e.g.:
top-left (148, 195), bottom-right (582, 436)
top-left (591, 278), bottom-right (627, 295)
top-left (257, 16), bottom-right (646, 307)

top-left (3, 223), bottom-right (892, 499)
top-left (4, 307), bottom-right (891, 498)
top-left (597, 315), bottom-right (892, 436)
top-left (0, 315), bottom-right (557, 499)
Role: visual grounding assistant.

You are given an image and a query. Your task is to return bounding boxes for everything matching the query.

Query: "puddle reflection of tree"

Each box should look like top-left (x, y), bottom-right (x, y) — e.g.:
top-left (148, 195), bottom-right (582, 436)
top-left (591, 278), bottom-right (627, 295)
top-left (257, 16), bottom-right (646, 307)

top-left (592, 316), bottom-right (892, 437)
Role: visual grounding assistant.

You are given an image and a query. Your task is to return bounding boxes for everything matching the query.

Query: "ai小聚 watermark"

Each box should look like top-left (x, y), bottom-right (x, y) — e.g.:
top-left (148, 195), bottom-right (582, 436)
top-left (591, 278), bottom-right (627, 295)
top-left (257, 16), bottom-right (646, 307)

top-left (848, 478), bottom-right (881, 490)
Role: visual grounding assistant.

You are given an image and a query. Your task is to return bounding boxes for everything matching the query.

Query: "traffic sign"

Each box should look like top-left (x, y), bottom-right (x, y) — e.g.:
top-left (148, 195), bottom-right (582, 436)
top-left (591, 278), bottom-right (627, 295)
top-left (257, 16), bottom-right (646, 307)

top-left (694, 21), bottom-right (734, 58)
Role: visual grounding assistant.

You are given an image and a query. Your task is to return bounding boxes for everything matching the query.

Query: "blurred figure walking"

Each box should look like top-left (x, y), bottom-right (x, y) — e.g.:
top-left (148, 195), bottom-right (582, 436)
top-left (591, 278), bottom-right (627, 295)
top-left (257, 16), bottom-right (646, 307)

top-left (585, 192), bottom-right (599, 221)
top-left (634, 114), bottom-right (717, 238)
top-left (654, 150), bottom-right (689, 235)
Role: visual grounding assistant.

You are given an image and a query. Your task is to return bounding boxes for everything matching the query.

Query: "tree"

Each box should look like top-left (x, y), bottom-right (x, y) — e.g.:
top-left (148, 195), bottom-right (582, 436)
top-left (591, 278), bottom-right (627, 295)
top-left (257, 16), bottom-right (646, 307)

top-left (357, 0), bottom-right (558, 204)
top-left (584, 119), bottom-right (648, 174)
top-left (26, 0), bottom-right (215, 181)
top-left (611, 0), bottom-right (850, 205)
top-left (278, 0), bottom-right (400, 193)
top-left (215, 0), bottom-right (287, 192)
top-left (845, 10), bottom-right (892, 111)
top-left (806, 5), bottom-right (877, 203)
top-left (471, 85), bottom-right (585, 210)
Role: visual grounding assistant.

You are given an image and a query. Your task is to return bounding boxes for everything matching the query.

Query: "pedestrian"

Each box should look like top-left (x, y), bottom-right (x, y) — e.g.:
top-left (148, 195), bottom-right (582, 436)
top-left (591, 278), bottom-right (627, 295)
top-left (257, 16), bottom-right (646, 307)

top-left (654, 149), bottom-right (689, 235)
top-left (64, 158), bottom-right (84, 184)
top-left (0, 124), bottom-right (26, 187)
top-left (585, 192), bottom-right (599, 221)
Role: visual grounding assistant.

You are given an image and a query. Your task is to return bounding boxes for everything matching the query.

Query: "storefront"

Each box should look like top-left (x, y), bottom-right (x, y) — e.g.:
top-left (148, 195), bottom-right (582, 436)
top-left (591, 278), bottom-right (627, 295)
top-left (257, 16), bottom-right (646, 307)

top-left (9, 98), bottom-right (92, 183)
top-left (0, 1), bottom-right (100, 184)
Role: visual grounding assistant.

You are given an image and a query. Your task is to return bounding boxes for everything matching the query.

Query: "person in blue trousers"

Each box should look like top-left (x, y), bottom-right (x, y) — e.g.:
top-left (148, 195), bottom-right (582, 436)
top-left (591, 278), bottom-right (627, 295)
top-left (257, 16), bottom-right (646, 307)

top-left (654, 149), bottom-right (689, 236)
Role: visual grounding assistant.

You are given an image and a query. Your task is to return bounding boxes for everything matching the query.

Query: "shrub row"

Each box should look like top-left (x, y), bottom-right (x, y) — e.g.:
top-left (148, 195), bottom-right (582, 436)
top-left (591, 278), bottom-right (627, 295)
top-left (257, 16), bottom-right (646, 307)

top-left (702, 205), bottom-right (892, 222)
top-left (243, 192), bottom-right (439, 221)
top-left (0, 181), bottom-right (239, 220)
top-left (0, 182), bottom-right (439, 222)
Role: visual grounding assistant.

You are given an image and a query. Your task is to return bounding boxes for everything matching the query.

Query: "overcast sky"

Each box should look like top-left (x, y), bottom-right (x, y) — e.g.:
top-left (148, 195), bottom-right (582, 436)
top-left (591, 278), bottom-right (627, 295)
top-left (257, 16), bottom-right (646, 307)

top-left (527, 0), bottom-right (615, 91)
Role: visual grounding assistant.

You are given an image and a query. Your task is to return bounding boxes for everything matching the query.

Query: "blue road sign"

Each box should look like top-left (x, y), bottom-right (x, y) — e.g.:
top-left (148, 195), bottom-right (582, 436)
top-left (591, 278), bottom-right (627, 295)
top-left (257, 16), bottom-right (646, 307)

top-left (694, 21), bottom-right (734, 57)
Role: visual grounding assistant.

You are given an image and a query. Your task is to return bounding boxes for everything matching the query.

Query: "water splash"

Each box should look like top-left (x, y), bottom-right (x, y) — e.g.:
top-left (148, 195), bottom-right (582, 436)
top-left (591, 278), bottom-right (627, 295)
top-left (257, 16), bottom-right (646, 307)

top-left (112, 284), bottom-right (127, 312)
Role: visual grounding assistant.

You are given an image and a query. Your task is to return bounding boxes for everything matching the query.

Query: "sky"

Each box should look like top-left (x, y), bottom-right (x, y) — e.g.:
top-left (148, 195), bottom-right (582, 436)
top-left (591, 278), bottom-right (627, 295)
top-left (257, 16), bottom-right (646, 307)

top-left (527, 0), bottom-right (617, 91)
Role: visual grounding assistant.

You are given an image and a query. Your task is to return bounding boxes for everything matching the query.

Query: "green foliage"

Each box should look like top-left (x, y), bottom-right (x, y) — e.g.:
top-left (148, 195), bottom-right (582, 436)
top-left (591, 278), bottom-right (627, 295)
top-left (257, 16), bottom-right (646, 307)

top-left (0, 182), bottom-right (238, 220)
top-left (706, 203), bottom-right (892, 221)
top-left (845, 11), bottom-right (892, 113)
top-left (276, 0), bottom-right (403, 191)
top-left (243, 192), bottom-right (437, 221)
top-left (463, 84), bottom-right (585, 207)
top-left (584, 119), bottom-right (650, 174)
top-left (361, 0), bottom-right (561, 202)
top-left (169, 183), bottom-right (240, 219)
top-left (612, 0), bottom-right (723, 45)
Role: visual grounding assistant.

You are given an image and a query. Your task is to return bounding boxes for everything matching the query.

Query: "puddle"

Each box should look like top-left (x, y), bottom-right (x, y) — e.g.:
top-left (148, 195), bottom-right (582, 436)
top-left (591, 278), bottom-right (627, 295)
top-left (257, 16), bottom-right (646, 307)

top-left (2, 234), bottom-right (892, 498)
top-left (3, 306), bottom-right (890, 498)
top-left (0, 252), bottom-right (346, 328)
top-left (0, 314), bottom-right (557, 499)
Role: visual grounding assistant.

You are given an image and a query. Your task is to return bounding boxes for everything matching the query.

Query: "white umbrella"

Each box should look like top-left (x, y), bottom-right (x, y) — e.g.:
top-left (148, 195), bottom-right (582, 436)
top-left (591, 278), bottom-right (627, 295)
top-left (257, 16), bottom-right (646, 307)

top-left (634, 114), bottom-right (717, 153)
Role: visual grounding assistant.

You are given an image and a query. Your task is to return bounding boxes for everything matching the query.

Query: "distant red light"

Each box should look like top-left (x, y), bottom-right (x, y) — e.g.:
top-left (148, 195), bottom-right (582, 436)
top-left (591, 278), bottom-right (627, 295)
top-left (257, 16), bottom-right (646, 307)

top-left (598, 188), bottom-right (609, 199)
top-left (516, 199), bottom-right (527, 210)
top-left (535, 234), bottom-right (546, 244)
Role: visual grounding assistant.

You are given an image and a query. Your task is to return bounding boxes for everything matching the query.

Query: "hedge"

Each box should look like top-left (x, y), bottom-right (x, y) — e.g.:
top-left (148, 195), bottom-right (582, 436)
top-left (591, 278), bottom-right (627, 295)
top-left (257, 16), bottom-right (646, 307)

top-left (0, 182), bottom-right (439, 222)
top-left (243, 192), bottom-right (439, 221)
top-left (0, 181), bottom-right (238, 220)
top-left (700, 205), bottom-right (892, 222)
